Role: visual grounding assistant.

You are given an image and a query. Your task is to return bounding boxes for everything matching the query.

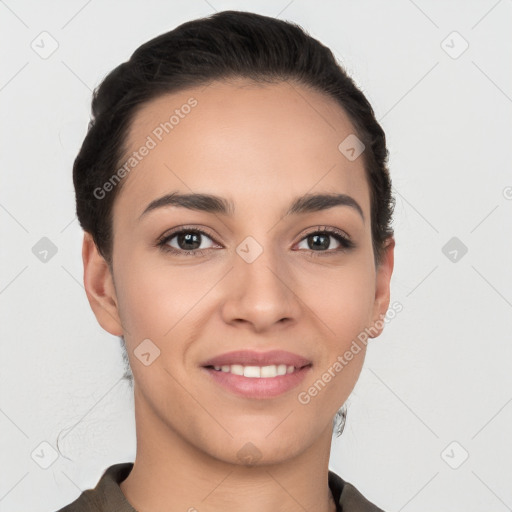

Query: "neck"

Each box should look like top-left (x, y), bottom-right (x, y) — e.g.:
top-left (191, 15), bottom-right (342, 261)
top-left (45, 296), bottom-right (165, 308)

top-left (120, 386), bottom-right (338, 512)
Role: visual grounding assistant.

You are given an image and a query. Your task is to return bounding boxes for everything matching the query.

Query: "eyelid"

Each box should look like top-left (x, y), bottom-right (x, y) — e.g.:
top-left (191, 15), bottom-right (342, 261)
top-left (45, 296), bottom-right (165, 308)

top-left (295, 225), bottom-right (355, 255)
top-left (157, 224), bottom-right (352, 242)
top-left (300, 225), bottom-right (352, 242)
top-left (156, 224), bottom-right (355, 256)
top-left (156, 225), bottom-right (219, 245)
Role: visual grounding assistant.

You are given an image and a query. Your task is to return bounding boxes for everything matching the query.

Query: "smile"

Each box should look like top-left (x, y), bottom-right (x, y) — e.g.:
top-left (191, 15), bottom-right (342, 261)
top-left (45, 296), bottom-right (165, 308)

top-left (208, 364), bottom-right (300, 378)
top-left (202, 364), bottom-right (312, 399)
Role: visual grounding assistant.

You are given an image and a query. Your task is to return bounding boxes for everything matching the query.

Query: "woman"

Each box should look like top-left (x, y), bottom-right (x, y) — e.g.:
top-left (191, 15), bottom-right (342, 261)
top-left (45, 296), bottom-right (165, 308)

top-left (57, 10), bottom-right (395, 512)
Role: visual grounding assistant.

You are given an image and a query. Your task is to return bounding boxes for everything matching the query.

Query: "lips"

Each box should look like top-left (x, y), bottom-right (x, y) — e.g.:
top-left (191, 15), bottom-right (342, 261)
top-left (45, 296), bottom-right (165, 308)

top-left (203, 364), bottom-right (312, 399)
top-left (200, 349), bottom-right (312, 369)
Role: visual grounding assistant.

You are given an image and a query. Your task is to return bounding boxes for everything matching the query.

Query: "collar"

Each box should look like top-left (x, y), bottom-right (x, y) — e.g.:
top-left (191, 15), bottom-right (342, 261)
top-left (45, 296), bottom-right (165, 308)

top-left (57, 462), bottom-right (385, 512)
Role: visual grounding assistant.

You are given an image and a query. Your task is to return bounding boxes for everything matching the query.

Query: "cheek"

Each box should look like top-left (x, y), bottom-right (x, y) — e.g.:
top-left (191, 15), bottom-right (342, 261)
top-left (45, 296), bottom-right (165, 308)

top-left (115, 245), bottom-right (376, 339)
top-left (304, 259), bottom-right (376, 339)
top-left (298, 265), bottom-right (374, 413)
top-left (113, 248), bottom-right (219, 341)
top-left (113, 258), bottom-right (202, 390)
top-left (302, 259), bottom-right (375, 403)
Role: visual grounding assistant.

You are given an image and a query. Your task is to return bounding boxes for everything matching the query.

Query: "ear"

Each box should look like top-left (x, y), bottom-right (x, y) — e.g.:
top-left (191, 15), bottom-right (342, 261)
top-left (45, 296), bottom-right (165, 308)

top-left (369, 237), bottom-right (395, 338)
top-left (82, 232), bottom-right (123, 336)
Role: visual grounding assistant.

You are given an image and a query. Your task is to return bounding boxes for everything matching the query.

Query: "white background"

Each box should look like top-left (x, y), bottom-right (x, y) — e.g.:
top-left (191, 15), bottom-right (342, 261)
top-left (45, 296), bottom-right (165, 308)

top-left (1, 1), bottom-right (511, 511)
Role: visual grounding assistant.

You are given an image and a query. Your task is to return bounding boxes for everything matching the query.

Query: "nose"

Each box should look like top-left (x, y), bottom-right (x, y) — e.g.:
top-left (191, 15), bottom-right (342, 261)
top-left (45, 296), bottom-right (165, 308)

top-left (220, 242), bottom-right (302, 333)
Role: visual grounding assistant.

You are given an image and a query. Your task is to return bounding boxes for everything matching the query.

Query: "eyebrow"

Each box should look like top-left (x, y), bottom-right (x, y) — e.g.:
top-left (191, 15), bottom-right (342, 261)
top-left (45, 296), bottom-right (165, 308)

top-left (138, 191), bottom-right (365, 222)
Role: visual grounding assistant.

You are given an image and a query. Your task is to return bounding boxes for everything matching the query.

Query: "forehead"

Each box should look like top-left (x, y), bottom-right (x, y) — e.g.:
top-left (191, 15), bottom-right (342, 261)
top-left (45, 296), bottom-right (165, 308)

top-left (113, 79), bottom-right (370, 225)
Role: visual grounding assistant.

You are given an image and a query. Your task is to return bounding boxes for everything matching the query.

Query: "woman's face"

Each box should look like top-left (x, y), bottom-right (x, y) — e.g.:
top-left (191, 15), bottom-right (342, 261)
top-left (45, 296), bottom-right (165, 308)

top-left (86, 79), bottom-right (393, 465)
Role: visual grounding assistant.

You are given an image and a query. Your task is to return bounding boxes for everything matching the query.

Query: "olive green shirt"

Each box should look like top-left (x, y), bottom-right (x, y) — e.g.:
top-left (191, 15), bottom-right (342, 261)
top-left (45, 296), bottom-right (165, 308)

top-left (56, 462), bottom-right (385, 511)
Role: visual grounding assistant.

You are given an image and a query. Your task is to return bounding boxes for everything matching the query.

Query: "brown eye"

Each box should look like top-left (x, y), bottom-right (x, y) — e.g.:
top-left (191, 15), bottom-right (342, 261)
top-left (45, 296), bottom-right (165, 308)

top-left (296, 227), bottom-right (354, 256)
top-left (157, 228), bottom-right (219, 257)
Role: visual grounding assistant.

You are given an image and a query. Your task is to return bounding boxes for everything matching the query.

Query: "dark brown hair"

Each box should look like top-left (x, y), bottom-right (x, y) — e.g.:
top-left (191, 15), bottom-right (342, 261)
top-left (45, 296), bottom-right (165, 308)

top-left (73, 10), bottom-right (394, 271)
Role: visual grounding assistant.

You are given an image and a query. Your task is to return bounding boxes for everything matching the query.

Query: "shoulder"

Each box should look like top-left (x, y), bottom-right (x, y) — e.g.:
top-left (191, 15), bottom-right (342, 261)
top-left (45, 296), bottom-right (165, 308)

top-left (55, 463), bottom-right (135, 512)
top-left (55, 492), bottom-right (98, 512)
top-left (329, 470), bottom-right (386, 512)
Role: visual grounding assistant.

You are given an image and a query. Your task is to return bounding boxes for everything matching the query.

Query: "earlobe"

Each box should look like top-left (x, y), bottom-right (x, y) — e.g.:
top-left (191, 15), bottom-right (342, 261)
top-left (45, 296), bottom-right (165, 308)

top-left (82, 232), bottom-right (124, 336)
top-left (370, 237), bottom-right (395, 338)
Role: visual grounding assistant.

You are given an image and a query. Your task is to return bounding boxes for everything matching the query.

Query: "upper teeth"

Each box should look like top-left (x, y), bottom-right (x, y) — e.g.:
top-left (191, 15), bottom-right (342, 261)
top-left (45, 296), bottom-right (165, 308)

top-left (212, 364), bottom-right (297, 378)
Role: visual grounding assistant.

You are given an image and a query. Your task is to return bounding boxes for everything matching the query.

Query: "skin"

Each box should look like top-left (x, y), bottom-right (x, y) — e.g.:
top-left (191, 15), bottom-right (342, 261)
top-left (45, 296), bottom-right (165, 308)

top-left (82, 79), bottom-right (394, 512)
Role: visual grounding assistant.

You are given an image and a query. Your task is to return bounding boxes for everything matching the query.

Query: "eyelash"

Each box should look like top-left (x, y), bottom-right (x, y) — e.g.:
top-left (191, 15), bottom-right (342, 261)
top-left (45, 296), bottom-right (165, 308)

top-left (155, 225), bottom-right (355, 258)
